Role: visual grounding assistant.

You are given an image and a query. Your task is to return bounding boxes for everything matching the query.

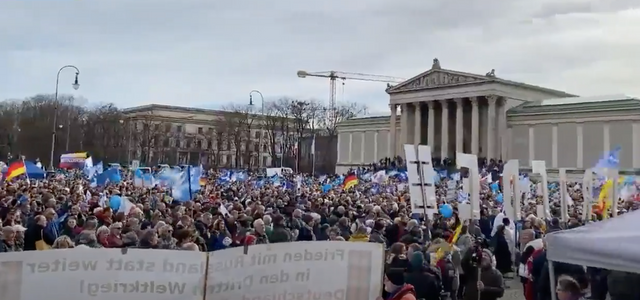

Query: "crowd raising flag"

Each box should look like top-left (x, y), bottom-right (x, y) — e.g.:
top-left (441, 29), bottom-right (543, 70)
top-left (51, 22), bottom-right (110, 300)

top-left (343, 174), bottom-right (358, 190)
top-left (4, 161), bottom-right (26, 181)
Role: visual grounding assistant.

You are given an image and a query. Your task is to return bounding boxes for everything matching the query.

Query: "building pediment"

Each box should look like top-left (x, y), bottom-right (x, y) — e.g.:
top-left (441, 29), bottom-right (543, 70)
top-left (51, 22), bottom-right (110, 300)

top-left (386, 69), bottom-right (494, 94)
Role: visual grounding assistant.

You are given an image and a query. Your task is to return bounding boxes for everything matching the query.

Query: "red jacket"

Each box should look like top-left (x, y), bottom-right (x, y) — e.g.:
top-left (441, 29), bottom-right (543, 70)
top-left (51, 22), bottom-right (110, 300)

top-left (525, 249), bottom-right (544, 300)
top-left (388, 284), bottom-right (417, 300)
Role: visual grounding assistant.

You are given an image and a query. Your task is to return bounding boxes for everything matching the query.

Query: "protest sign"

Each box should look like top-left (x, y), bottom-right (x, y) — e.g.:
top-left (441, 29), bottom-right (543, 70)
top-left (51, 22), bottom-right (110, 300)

top-left (0, 242), bottom-right (384, 300)
top-left (404, 144), bottom-right (437, 215)
top-left (502, 160), bottom-right (520, 222)
top-left (532, 160), bottom-right (550, 219)
top-left (457, 152), bottom-right (480, 219)
top-left (559, 168), bottom-right (569, 223)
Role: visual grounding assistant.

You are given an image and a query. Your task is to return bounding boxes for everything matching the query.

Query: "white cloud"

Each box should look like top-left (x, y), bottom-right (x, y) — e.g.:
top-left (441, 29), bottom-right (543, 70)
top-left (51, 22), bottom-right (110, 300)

top-left (1, 0), bottom-right (639, 114)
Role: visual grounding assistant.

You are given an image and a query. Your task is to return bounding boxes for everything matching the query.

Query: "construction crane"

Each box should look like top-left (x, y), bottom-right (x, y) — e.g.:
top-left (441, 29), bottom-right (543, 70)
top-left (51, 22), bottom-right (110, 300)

top-left (296, 70), bottom-right (406, 118)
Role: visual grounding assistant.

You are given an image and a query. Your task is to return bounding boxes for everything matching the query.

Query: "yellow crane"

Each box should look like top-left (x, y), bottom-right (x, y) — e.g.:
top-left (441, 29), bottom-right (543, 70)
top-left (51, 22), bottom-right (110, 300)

top-left (296, 70), bottom-right (406, 117)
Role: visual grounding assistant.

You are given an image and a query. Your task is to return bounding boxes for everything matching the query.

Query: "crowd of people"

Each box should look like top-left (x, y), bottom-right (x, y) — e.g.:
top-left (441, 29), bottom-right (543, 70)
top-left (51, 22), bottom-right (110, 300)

top-left (1, 156), bottom-right (639, 300)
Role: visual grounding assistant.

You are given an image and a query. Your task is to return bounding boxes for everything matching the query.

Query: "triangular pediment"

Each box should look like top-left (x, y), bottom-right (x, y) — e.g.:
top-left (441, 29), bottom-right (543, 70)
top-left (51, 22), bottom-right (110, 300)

top-left (386, 69), bottom-right (495, 94)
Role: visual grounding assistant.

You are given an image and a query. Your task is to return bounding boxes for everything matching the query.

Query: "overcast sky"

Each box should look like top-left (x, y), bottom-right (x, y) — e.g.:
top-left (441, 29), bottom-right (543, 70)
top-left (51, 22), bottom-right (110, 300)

top-left (1, 0), bottom-right (638, 113)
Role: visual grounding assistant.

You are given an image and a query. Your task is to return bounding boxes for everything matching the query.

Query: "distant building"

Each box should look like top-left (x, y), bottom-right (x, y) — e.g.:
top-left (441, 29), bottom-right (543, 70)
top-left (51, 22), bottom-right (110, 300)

top-left (121, 104), bottom-right (293, 167)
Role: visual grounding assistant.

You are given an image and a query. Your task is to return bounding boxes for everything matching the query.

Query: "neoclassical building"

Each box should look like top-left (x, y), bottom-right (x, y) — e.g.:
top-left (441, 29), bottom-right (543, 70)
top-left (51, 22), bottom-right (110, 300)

top-left (335, 59), bottom-right (640, 173)
top-left (508, 95), bottom-right (640, 169)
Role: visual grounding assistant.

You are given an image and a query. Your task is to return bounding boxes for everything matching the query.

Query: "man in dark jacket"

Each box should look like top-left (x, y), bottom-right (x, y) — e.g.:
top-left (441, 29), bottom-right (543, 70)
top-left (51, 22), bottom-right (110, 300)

top-left (23, 215), bottom-right (55, 250)
top-left (405, 252), bottom-right (441, 300)
top-left (268, 215), bottom-right (291, 243)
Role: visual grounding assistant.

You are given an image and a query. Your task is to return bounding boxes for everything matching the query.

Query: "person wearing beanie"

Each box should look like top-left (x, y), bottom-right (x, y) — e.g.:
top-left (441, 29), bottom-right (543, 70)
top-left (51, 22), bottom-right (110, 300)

top-left (383, 269), bottom-right (416, 300)
top-left (404, 251), bottom-right (441, 300)
top-left (461, 247), bottom-right (504, 300)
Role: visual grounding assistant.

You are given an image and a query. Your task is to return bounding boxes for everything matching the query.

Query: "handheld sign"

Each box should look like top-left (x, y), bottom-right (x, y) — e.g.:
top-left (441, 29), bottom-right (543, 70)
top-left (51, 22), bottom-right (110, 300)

top-left (531, 160), bottom-right (550, 219)
top-left (559, 168), bottom-right (569, 223)
top-left (457, 152), bottom-right (480, 219)
top-left (582, 169), bottom-right (593, 221)
top-left (502, 160), bottom-right (520, 222)
top-left (404, 145), bottom-right (437, 216)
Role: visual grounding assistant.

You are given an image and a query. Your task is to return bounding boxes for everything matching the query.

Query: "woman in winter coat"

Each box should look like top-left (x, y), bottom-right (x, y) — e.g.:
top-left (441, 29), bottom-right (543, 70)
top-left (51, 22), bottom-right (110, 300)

top-left (492, 225), bottom-right (512, 275)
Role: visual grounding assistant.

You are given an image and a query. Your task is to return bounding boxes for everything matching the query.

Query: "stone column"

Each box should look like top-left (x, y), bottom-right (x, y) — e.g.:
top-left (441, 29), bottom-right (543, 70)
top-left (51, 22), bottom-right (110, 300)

top-left (348, 132), bottom-right (353, 163)
top-left (499, 99), bottom-right (508, 160)
top-left (360, 132), bottom-right (365, 163)
top-left (576, 122), bottom-right (583, 168)
top-left (441, 100), bottom-right (449, 158)
top-left (336, 133), bottom-right (341, 163)
top-left (455, 98), bottom-right (464, 154)
top-left (487, 95), bottom-right (497, 159)
top-left (470, 97), bottom-right (479, 155)
top-left (414, 102), bottom-right (422, 145)
top-left (389, 104), bottom-right (397, 157)
top-left (373, 131), bottom-right (379, 160)
top-left (400, 104), bottom-right (409, 149)
top-left (427, 101), bottom-right (435, 147)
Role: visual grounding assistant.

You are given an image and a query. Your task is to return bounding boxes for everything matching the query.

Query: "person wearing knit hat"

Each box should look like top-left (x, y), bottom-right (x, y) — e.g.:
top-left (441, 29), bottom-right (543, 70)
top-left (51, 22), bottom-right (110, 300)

top-left (382, 268), bottom-right (417, 300)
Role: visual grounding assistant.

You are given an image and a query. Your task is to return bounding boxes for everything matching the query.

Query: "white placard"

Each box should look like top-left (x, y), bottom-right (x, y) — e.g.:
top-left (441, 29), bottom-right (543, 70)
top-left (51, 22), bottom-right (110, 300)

top-left (404, 144), bottom-right (437, 215)
top-left (457, 152), bottom-right (480, 219)
top-left (536, 205), bottom-right (545, 219)
top-left (502, 160), bottom-right (520, 221)
top-left (582, 169), bottom-right (593, 221)
top-left (559, 168), bottom-right (568, 223)
top-left (0, 242), bottom-right (384, 300)
top-left (131, 160), bottom-right (140, 170)
top-left (531, 160), bottom-right (550, 219)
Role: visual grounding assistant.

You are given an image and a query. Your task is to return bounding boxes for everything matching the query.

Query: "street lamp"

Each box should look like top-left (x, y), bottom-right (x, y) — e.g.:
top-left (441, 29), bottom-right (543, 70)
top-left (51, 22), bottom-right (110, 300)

top-left (49, 65), bottom-right (80, 170)
top-left (249, 90), bottom-right (264, 167)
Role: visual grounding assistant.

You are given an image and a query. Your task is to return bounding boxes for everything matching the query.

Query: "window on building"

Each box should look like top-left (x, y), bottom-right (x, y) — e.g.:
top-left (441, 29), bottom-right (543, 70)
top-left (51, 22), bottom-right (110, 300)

top-left (207, 140), bottom-right (213, 150)
top-left (198, 127), bottom-right (203, 134)
top-left (262, 156), bottom-right (268, 167)
top-left (254, 131), bottom-right (260, 139)
top-left (196, 140), bottom-right (203, 149)
top-left (163, 138), bottom-right (169, 148)
top-left (176, 125), bottom-right (183, 133)
top-left (254, 143), bottom-right (259, 152)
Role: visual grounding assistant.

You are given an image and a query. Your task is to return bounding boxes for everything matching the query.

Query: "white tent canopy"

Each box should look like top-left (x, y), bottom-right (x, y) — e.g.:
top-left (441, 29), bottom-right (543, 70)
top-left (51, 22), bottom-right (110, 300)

top-left (546, 209), bottom-right (640, 273)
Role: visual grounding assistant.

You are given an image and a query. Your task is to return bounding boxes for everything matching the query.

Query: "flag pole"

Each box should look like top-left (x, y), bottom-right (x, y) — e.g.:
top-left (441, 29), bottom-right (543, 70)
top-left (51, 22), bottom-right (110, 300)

top-left (21, 156), bottom-right (30, 184)
top-left (311, 134), bottom-right (316, 175)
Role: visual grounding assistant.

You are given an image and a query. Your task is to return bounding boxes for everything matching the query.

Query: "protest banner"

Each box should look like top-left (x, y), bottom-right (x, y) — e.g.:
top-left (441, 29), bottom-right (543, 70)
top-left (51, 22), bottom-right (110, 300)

top-left (404, 144), bottom-right (437, 216)
top-left (457, 152), bottom-right (480, 219)
top-left (0, 242), bottom-right (384, 300)
top-left (59, 152), bottom-right (88, 169)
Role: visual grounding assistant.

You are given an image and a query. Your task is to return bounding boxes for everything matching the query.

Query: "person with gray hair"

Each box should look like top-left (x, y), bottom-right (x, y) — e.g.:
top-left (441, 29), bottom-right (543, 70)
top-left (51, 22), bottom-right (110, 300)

top-left (83, 217), bottom-right (99, 231)
top-left (181, 242), bottom-right (199, 251)
top-left (75, 231), bottom-right (102, 248)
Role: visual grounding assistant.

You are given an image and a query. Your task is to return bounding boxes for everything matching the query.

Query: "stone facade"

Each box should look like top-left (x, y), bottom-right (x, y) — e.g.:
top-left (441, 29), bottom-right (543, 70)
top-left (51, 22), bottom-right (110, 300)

top-left (508, 95), bottom-right (640, 168)
top-left (335, 59), bottom-right (576, 173)
top-left (121, 104), bottom-right (286, 167)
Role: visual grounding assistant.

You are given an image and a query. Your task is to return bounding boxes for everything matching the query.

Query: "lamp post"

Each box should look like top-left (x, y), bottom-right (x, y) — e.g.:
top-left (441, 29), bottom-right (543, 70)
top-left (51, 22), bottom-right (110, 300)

top-left (49, 65), bottom-right (80, 170)
top-left (249, 90), bottom-right (264, 168)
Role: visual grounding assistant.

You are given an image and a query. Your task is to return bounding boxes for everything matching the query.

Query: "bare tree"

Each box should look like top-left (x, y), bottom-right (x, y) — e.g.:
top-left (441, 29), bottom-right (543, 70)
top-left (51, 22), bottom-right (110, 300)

top-left (0, 94), bottom-right (129, 166)
top-left (221, 104), bottom-right (257, 168)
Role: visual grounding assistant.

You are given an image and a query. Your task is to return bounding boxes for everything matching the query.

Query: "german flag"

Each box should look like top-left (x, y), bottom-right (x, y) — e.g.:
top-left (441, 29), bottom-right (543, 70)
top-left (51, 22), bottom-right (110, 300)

top-left (343, 174), bottom-right (358, 190)
top-left (5, 161), bottom-right (26, 181)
